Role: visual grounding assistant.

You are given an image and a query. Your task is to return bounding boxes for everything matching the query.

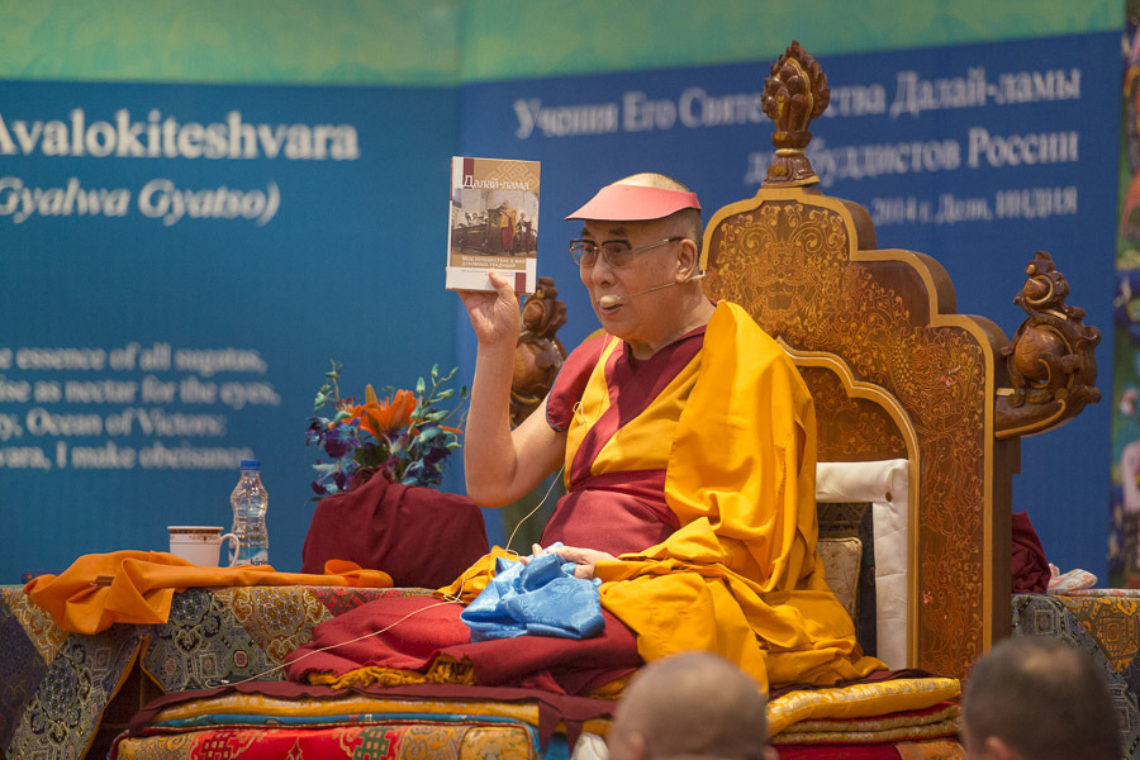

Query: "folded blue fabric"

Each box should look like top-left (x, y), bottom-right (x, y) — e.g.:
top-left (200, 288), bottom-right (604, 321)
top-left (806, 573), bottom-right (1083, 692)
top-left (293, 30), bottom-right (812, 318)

top-left (460, 547), bottom-right (604, 641)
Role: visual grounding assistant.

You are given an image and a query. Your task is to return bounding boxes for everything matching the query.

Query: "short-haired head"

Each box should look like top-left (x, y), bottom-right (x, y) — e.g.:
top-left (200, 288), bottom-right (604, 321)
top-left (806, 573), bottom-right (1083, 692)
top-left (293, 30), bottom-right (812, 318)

top-left (607, 652), bottom-right (774, 760)
top-left (566, 172), bottom-right (704, 274)
top-left (615, 173), bottom-right (703, 251)
top-left (962, 636), bottom-right (1120, 760)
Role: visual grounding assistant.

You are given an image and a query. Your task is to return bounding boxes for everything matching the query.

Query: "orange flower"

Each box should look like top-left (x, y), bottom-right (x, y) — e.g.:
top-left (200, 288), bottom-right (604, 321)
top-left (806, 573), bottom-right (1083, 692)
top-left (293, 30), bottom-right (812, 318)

top-left (346, 385), bottom-right (417, 438)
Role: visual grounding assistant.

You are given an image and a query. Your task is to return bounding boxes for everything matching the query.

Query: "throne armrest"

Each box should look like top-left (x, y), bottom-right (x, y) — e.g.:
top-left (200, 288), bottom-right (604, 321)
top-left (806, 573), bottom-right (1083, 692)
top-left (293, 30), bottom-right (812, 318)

top-left (995, 251), bottom-right (1102, 440)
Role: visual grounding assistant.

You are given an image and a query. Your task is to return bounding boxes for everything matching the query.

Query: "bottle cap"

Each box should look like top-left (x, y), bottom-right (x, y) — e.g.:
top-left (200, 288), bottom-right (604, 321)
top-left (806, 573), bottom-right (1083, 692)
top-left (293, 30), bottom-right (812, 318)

top-left (240, 459), bottom-right (261, 470)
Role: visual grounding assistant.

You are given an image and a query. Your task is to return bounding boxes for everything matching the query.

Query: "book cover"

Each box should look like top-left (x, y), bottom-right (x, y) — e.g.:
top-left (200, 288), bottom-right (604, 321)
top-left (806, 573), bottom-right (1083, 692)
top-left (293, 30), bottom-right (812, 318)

top-left (446, 156), bottom-right (539, 293)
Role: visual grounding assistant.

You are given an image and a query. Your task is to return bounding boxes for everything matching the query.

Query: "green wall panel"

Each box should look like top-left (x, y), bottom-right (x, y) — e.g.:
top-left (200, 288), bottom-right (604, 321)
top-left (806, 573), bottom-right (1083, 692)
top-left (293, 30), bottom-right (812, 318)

top-left (461, 0), bottom-right (1122, 81)
top-left (0, 0), bottom-right (1122, 85)
top-left (0, 0), bottom-right (463, 84)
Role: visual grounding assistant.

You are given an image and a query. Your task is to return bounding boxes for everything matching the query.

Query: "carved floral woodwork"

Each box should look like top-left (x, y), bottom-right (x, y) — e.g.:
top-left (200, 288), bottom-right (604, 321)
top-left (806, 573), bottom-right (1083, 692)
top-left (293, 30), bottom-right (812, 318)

top-left (705, 198), bottom-right (992, 676)
top-left (704, 41), bottom-right (1100, 679)
top-left (804, 368), bottom-right (907, 463)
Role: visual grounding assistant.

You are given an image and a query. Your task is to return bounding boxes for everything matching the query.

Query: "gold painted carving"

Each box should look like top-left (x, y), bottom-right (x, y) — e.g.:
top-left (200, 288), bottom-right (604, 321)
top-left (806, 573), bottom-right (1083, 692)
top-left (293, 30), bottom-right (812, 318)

top-left (801, 367), bottom-right (906, 462)
top-left (706, 197), bottom-right (989, 677)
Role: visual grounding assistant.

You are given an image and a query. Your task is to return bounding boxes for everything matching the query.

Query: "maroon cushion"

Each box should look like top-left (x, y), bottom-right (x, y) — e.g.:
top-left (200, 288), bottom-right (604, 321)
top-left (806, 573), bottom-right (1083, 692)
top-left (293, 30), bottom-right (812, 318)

top-left (1011, 510), bottom-right (1050, 594)
top-left (301, 470), bottom-right (488, 588)
top-left (285, 595), bottom-right (640, 697)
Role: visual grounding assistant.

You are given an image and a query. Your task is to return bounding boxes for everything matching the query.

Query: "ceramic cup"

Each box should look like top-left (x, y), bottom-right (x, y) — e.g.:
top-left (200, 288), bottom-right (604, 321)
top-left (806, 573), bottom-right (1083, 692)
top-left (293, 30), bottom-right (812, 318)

top-left (167, 526), bottom-right (241, 567)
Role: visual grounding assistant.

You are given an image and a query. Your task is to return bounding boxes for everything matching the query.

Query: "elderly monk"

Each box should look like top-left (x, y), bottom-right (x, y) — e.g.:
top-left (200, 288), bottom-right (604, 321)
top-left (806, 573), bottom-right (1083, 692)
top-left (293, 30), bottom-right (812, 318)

top-left (287, 173), bottom-right (881, 695)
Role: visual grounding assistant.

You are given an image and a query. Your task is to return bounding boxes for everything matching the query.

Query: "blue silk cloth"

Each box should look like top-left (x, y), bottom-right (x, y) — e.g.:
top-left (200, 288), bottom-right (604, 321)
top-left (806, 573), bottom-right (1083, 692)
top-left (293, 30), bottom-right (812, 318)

top-left (460, 549), bottom-right (604, 642)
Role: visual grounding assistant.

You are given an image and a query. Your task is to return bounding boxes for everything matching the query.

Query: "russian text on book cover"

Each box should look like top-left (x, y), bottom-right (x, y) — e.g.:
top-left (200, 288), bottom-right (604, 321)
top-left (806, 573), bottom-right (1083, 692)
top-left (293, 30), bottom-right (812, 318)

top-left (446, 156), bottom-right (539, 293)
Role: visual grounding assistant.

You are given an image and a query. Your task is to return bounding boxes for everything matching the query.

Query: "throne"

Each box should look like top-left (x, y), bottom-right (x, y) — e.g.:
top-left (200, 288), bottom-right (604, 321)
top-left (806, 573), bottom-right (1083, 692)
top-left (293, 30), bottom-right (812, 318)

top-left (703, 42), bottom-right (1099, 681)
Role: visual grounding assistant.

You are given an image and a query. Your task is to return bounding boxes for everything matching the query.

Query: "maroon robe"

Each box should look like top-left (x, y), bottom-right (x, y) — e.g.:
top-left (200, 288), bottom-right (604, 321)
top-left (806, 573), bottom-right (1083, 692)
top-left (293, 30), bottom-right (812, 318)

top-left (287, 330), bottom-right (705, 695)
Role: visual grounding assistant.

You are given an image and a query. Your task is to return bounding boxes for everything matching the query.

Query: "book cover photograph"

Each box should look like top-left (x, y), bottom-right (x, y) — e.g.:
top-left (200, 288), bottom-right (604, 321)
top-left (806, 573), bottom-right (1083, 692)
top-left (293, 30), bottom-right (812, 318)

top-left (446, 156), bottom-right (539, 293)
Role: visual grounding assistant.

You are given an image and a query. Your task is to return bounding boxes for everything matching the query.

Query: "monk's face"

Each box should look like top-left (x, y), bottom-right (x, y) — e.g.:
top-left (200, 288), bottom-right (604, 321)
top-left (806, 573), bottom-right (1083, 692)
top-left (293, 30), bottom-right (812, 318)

top-left (577, 218), bottom-right (688, 350)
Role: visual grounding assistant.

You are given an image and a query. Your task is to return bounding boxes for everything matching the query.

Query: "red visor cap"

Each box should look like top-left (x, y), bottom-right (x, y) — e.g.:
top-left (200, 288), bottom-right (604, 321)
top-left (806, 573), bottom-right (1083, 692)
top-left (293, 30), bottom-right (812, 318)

top-left (565, 184), bottom-right (701, 221)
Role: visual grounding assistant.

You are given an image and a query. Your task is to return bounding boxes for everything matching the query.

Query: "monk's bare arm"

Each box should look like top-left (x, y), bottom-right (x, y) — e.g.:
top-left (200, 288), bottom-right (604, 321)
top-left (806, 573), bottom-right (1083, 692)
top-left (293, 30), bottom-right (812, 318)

top-left (460, 273), bottom-right (566, 506)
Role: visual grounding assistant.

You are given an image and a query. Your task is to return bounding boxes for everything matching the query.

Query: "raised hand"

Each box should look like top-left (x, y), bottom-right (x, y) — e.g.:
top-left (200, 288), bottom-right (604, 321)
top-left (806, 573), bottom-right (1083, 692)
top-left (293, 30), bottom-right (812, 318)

top-left (459, 271), bottom-right (521, 347)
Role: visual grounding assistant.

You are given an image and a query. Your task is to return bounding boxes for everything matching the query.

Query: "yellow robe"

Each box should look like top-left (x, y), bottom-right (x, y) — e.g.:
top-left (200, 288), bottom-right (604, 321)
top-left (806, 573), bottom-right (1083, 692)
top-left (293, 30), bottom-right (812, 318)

top-left (445, 301), bottom-right (882, 691)
top-left (588, 302), bottom-right (880, 691)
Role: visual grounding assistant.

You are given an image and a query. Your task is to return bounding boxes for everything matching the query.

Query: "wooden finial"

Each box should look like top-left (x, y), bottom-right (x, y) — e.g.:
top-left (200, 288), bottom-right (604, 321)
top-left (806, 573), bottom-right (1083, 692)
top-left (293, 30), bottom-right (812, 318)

top-left (761, 41), bottom-right (830, 186)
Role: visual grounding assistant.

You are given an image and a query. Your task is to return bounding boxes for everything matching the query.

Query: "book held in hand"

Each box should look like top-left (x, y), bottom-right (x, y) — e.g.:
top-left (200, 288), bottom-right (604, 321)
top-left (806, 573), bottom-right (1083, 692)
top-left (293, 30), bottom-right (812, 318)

top-left (446, 156), bottom-right (539, 293)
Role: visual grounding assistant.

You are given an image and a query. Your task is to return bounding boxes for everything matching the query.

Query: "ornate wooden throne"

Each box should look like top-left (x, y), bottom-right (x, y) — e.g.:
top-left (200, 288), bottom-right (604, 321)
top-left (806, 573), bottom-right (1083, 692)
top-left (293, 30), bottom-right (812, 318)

top-left (702, 41), bottom-right (1100, 679)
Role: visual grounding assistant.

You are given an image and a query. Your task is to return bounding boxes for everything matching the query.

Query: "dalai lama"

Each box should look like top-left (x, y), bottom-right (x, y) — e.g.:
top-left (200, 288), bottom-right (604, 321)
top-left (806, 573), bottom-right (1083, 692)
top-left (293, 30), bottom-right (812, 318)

top-left (287, 173), bottom-right (883, 695)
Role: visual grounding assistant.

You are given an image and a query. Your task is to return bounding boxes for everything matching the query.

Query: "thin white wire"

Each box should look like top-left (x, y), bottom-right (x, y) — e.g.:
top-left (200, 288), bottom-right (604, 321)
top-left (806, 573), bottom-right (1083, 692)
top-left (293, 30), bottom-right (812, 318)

top-left (505, 466), bottom-right (564, 555)
top-left (216, 573), bottom-right (472, 687)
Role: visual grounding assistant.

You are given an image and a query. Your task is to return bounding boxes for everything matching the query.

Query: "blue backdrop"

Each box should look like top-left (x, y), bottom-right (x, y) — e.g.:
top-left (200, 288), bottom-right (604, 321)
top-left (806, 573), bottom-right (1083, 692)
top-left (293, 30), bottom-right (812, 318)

top-left (0, 81), bottom-right (459, 580)
top-left (459, 31), bottom-right (1117, 577)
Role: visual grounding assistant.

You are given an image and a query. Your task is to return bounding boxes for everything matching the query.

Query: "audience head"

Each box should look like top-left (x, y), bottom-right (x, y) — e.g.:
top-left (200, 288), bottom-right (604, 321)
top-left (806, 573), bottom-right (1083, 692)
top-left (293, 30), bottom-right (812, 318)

top-left (962, 636), bottom-right (1120, 760)
top-left (607, 651), bottom-right (776, 760)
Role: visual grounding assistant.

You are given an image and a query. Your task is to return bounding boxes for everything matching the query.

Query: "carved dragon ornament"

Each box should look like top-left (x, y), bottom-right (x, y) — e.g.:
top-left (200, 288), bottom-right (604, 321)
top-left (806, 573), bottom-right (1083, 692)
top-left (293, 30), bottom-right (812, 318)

top-left (995, 251), bottom-right (1101, 439)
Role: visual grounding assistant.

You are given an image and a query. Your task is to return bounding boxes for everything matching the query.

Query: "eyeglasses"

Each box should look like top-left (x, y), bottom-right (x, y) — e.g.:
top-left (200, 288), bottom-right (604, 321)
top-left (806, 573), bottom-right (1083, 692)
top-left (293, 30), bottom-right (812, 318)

top-left (569, 236), bottom-right (686, 268)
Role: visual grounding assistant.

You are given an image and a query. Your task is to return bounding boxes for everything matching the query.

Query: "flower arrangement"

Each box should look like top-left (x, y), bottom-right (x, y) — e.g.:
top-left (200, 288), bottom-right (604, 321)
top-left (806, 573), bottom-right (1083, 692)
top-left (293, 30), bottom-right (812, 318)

top-left (306, 361), bottom-right (468, 497)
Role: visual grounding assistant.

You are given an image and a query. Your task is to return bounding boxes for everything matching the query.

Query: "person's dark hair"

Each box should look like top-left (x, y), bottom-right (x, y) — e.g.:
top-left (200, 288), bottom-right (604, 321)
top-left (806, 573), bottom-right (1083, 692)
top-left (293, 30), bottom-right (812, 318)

top-left (963, 636), bottom-right (1120, 760)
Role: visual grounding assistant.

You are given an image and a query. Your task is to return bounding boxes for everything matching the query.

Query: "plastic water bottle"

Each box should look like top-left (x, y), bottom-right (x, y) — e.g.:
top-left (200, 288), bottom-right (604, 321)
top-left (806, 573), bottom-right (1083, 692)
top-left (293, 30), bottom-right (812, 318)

top-left (230, 459), bottom-right (269, 565)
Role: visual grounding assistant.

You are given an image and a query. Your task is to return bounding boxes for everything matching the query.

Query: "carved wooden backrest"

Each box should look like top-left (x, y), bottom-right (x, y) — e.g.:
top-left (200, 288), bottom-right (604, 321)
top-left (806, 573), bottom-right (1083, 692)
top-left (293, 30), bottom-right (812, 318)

top-left (702, 42), bottom-right (1022, 679)
top-left (704, 187), bottom-right (1017, 679)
